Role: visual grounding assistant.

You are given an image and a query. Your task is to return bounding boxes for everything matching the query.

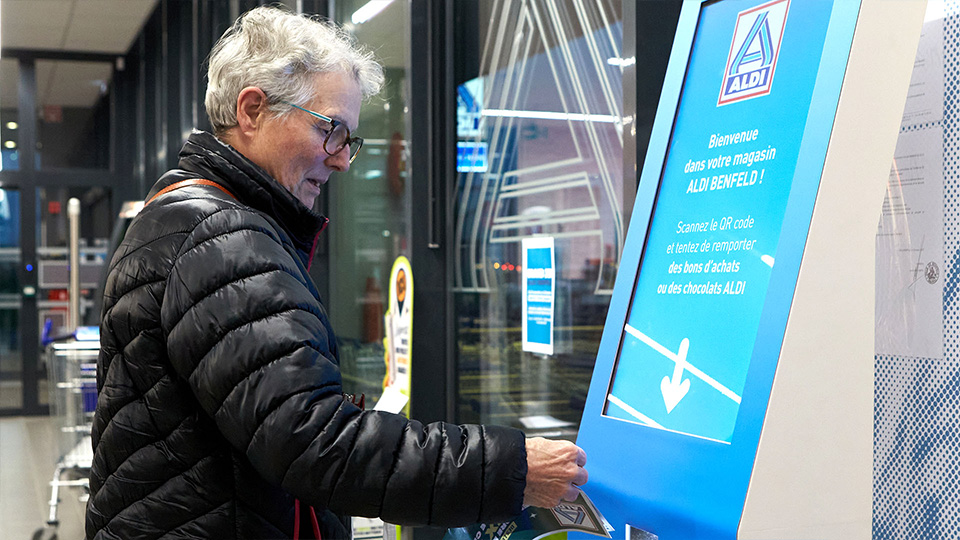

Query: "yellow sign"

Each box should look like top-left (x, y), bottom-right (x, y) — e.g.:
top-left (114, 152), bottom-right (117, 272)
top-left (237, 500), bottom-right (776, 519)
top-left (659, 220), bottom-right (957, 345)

top-left (382, 256), bottom-right (412, 417)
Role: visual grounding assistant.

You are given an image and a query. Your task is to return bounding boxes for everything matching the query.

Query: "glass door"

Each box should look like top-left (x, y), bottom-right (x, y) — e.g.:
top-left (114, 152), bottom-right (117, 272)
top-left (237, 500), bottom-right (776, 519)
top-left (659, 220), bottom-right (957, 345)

top-left (0, 188), bottom-right (22, 411)
top-left (0, 55), bottom-right (116, 414)
top-left (452, 0), bottom-right (625, 436)
top-left (1, 57), bottom-right (25, 411)
top-left (326, 0), bottom-right (412, 404)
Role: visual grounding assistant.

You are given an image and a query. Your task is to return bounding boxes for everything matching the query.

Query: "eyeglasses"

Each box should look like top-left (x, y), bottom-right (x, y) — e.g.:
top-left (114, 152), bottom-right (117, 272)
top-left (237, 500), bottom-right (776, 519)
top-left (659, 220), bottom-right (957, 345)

top-left (282, 101), bottom-right (364, 164)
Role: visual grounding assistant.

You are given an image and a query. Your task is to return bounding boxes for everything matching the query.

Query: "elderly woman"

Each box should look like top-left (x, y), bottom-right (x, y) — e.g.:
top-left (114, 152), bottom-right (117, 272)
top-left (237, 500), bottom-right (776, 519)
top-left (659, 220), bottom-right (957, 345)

top-left (86, 7), bottom-right (587, 540)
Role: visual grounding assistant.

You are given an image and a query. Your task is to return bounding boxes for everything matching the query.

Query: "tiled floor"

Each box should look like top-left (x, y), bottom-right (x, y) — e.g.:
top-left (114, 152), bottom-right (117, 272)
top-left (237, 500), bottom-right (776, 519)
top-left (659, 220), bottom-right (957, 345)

top-left (1, 416), bottom-right (86, 540)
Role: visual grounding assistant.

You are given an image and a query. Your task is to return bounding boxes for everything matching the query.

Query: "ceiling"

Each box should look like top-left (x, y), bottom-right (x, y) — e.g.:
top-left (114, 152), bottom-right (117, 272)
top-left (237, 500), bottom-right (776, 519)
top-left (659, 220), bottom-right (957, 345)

top-left (0, 0), bottom-right (406, 110)
top-left (344, 0), bottom-right (407, 70)
top-left (1, 0), bottom-right (160, 108)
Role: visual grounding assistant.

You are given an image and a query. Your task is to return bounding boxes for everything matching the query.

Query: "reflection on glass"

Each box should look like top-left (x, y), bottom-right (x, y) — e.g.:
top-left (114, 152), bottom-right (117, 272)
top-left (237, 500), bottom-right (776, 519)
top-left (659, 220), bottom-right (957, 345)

top-left (331, 0), bottom-right (411, 404)
top-left (1, 59), bottom-right (20, 171)
top-left (35, 188), bottom-right (111, 339)
top-left (32, 187), bottom-right (112, 409)
top-left (35, 60), bottom-right (112, 170)
top-left (0, 189), bottom-right (22, 409)
top-left (454, 0), bottom-right (624, 437)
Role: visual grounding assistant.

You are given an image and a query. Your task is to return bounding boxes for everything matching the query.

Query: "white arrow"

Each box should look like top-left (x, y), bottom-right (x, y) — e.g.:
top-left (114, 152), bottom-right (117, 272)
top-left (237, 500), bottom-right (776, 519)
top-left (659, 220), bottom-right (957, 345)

top-left (622, 324), bottom-right (742, 410)
top-left (660, 338), bottom-right (690, 413)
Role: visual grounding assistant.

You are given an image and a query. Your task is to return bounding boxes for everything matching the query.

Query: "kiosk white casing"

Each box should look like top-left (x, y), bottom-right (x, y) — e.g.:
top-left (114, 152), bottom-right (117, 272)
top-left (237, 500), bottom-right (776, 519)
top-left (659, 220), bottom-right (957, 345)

top-left (740, 1), bottom-right (924, 538)
top-left (575, 1), bottom-right (926, 539)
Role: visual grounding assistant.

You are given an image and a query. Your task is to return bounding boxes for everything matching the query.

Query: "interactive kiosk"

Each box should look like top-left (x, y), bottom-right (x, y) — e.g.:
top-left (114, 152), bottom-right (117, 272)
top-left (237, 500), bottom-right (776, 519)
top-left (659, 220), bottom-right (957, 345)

top-left (576, 0), bottom-right (925, 538)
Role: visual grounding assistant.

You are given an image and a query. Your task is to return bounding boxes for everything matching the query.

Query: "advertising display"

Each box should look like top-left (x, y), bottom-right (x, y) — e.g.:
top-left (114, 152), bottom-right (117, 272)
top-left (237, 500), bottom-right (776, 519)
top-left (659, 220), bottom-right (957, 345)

top-left (603, 0), bottom-right (813, 445)
top-left (380, 256), bottom-right (412, 416)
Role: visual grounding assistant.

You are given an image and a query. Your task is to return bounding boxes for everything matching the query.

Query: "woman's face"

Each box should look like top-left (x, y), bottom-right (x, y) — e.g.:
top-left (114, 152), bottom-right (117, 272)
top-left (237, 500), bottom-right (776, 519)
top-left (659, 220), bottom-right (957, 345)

top-left (253, 71), bottom-right (362, 209)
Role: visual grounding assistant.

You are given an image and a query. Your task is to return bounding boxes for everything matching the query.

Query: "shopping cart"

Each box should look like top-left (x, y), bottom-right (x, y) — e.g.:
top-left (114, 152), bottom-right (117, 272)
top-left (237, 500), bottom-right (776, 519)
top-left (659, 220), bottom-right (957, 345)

top-left (45, 333), bottom-right (99, 526)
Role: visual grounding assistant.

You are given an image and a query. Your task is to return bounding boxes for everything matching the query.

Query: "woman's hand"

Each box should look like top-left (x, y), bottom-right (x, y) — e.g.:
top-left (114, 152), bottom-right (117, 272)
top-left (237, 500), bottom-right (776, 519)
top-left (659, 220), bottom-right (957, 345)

top-left (522, 437), bottom-right (589, 508)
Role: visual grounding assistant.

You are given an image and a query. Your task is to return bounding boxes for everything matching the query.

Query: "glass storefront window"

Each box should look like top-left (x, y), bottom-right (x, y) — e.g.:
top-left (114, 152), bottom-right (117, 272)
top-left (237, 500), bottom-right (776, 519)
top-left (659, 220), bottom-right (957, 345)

top-left (1, 59), bottom-right (20, 171)
top-left (330, 0), bottom-right (412, 403)
top-left (35, 60), bottom-right (112, 170)
top-left (453, 0), bottom-right (624, 437)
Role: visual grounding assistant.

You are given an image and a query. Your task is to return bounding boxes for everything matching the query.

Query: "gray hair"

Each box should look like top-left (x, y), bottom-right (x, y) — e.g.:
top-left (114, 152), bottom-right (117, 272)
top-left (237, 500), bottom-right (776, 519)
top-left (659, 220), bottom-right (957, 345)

top-left (205, 6), bottom-right (384, 135)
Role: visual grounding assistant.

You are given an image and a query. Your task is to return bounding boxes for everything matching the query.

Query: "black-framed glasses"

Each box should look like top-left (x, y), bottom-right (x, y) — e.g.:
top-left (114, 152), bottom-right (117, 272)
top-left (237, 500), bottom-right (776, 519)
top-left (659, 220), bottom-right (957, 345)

top-left (283, 101), bottom-right (364, 163)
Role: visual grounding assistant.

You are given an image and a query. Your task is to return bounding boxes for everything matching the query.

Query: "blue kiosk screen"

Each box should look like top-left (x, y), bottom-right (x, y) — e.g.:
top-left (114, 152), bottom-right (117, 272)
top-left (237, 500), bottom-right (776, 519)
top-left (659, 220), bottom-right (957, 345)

top-left (602, 0), bottom-right (833, 444)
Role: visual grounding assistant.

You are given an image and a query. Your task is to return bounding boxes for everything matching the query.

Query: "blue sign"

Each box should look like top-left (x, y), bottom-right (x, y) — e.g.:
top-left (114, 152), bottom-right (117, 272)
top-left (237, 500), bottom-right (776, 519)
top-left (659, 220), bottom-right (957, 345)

top-left (457, 78), bottom-right (484, 138)
top-left (522, 237), bottom-right (555, 355)
top-left (0, 189), bottom-right (20, 248)
top-left (457, 141), bottom-right (489, 173)
top-left (575, 0), bottom-right (859, 537)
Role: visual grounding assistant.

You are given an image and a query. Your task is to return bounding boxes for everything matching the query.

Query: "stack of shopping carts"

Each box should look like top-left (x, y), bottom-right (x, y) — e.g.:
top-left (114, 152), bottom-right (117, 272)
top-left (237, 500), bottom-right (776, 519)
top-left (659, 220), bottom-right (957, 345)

top-left (45, 331), bottom-right (99, 527)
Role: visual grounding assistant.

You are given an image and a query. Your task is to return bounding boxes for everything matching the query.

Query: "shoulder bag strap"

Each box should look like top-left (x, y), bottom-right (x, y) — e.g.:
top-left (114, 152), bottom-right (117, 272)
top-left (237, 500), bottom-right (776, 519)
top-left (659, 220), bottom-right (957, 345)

top-left (144, 178), bottom-right (237, 206)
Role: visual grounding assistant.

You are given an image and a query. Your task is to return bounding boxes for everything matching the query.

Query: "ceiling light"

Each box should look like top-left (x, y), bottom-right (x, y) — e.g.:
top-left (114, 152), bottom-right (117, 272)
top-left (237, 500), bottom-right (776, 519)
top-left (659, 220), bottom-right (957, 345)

top-left (4, 141), bottom-right (16, 149)
top-left (481, 109), bottom-right (619, 124)
top-left (607, 57), bottom-right (636, 67)
top-left (5, 122), bottom-right (17, 130)
top-left (351, 0), bottom-right (394, 25)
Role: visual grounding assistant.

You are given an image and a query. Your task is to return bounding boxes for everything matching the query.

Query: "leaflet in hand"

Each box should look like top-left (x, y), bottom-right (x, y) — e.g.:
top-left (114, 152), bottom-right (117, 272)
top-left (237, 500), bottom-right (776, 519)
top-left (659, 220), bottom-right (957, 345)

top-left (443, 489), bottom-right (613, 540)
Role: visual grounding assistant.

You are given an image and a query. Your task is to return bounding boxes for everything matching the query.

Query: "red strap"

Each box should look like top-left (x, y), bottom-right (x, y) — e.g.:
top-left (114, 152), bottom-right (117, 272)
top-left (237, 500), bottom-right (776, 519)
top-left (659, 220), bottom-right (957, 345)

top-left (309, 505), bottom-right (322, 540)
top-left (294, 499), bottom-right (301, 540)
top-left (293, 499), bottom-right (323, 540)
top-left (144, 178), bottom-right (236, 206)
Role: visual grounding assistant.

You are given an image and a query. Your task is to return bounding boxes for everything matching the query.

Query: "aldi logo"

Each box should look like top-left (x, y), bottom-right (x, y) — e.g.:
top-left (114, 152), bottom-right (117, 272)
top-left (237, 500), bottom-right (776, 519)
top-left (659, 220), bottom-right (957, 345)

top-left (718, 0), bottom-right (790, 106)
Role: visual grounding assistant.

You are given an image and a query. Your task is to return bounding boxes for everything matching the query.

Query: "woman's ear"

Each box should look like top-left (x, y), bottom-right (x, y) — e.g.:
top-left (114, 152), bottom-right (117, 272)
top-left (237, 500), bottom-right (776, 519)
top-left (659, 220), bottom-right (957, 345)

top-left (235, 86), bottom-right (269, 136)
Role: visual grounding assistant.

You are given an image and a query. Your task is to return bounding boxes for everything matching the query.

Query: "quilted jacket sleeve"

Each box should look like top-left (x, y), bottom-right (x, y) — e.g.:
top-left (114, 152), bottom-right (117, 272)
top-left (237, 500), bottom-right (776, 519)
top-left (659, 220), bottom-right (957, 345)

top-left (160, 205), bottom-right (527, 526)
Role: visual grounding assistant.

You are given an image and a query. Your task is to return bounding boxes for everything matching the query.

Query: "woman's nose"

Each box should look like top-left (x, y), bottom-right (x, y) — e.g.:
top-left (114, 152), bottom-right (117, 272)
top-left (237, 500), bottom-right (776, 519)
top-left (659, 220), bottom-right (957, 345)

top-left (325, 145), bottom-right (351, 172)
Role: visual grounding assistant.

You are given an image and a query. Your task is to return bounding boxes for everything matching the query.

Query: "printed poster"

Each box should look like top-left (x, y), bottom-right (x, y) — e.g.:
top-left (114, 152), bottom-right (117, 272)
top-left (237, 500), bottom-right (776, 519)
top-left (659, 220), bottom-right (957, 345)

top-left (522, 237), bottom-right (556, 355)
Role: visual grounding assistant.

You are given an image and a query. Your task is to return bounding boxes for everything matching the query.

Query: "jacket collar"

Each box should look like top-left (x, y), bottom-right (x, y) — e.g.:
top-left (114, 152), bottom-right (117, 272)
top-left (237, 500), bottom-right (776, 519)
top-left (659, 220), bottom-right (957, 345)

top-left (169, 130), bottom-right (329, 260)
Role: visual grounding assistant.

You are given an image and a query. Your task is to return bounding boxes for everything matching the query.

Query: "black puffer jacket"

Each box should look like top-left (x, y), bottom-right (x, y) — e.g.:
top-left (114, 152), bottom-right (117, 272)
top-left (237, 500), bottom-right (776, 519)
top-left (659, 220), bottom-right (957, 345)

top-left (86, 131), bottom-right (527, 540)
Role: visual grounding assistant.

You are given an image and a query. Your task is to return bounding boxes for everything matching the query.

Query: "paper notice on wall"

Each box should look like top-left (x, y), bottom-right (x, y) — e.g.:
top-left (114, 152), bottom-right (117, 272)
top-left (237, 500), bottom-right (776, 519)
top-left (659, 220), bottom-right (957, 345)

top-left (876, 0), bottom-right (944, 359)
top-left (522, 237), bottom-right (556, 355)
top-left (900, 1), bottom-right (944, 128)
top-left (876, 126), bottom-right (943, 358)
